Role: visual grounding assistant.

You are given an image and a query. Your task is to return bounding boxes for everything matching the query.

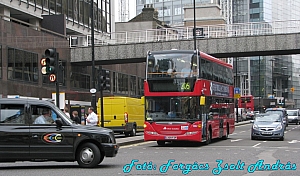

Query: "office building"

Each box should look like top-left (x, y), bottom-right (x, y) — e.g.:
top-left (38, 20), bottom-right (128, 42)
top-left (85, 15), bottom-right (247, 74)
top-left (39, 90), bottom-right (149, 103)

top-left (233, 0), bottom-right (300, 108)
top-left (0, 1), bottom-right (145, 102)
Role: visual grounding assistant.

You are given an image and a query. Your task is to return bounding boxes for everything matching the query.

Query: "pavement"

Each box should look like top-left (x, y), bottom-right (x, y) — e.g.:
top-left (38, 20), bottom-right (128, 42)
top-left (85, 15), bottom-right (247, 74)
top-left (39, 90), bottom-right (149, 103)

top-left (116, 120), bottom-right (251, 146)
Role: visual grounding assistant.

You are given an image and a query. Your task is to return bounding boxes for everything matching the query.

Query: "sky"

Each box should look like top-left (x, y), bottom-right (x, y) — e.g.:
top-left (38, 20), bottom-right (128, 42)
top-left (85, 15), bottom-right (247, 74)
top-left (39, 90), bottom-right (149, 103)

top-left (114, 0), bottom-right (137, 22)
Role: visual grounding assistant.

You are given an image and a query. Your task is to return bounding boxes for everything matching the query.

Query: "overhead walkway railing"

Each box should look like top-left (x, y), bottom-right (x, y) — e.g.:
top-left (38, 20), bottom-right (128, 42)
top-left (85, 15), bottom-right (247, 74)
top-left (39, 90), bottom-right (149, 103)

top-left (69, 20), bottom-right (300, 48)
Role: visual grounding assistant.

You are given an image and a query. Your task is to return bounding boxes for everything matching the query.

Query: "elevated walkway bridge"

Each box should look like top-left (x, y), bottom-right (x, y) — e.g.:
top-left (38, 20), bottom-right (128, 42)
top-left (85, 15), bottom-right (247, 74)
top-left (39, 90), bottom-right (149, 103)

top-left (69, 20), bottom-right (300, 65)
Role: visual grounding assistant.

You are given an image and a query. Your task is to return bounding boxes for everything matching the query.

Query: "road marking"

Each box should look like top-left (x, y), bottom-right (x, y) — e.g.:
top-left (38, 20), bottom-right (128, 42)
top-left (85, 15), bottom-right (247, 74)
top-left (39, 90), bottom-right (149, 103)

top-left (288, 140), bottom-right (299, 143)
top-left (236, 123), bottom-right (251, 127)
top-left (240, 131), bottom-right (246, 133)
top-left (120, 141), bottom-right (155, 148)
top-left (263, 141), bottom-right (267, 142)
top-left (253, 143), bottom-right (261, 148)
top-left (284, 131), bottom-right (288, 133)
top-left (231, 139), bottom-right (243, 142)
top-left (288, 130), bottom-right (291, 131)
top-left (232, 133), bottom-right (237, 135)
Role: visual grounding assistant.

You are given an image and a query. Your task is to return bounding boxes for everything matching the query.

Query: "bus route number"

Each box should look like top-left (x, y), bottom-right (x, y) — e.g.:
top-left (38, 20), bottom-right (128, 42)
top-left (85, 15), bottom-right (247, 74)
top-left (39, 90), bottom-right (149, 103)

top-left (181, 83), bottom-right (190, 90)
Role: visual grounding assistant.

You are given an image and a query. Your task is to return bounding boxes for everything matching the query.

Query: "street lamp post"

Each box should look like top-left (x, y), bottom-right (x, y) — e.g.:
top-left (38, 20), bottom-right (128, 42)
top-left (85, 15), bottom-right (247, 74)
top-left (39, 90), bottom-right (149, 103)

top-left (235, 58), bottom-right (239, 123)
top-left (193, 0), bottom-right (196, 50)
top-left (258, 56), bottom-right (261, 112)
top-left (282, 67), bottom-right (288, 108)
top-left (91, 0), bottom-right (96, 112)
top-left (270, 59), bottom-right (275, 98)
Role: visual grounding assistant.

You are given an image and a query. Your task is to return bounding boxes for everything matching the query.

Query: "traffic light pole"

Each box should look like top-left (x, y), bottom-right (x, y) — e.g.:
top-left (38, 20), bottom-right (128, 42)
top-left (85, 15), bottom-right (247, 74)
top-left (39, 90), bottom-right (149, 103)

top-left (90, 0), bottom-right (96, 112)
top-left (56, 52), bottom-right (60, 109)
top-left (99, 66), bottom-right (104, 127)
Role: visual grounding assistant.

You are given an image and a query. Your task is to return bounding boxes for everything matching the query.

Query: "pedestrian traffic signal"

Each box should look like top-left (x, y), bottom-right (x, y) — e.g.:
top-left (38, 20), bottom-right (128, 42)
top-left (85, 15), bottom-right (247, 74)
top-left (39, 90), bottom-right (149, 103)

top-left (99, 70), bottom-right (111, 90)
top-left (44, 48), bottom-right (56, 75)
top-left (40, 58), bottom-right (47, 75)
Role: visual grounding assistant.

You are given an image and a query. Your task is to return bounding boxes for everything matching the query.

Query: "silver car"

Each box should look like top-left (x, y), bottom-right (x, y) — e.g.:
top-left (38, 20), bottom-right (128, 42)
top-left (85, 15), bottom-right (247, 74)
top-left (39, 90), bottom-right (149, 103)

top-left (250, 114), bottom-right (284, 141)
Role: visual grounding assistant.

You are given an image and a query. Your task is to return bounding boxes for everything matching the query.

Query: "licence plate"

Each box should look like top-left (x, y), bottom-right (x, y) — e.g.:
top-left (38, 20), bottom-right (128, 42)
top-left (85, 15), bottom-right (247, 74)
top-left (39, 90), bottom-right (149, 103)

top-left (262, 131), bottom-right (272, 135)
top-left (165, 136), bottom-right (177, 139)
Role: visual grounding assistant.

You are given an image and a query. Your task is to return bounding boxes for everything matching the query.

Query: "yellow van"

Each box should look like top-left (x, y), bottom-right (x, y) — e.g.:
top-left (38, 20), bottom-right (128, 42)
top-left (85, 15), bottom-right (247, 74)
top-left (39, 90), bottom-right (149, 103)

top-left (97, 96), bottom-right (145, 136)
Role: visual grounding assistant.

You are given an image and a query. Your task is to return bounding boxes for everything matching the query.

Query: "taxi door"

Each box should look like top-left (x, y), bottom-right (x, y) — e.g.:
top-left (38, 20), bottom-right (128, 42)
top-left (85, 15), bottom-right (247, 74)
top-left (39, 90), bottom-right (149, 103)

top-left (0, 102), bottom-right (30, 160)
top-left (29, 104), bottom-right (74, 160)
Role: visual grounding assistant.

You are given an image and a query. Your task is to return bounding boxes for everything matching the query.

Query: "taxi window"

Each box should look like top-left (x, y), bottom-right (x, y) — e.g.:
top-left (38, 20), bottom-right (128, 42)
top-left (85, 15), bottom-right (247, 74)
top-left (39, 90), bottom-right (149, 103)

top-left (30, 105), bottom-right (55, 125)
top-left (0, 104), bottom-right (26, 125)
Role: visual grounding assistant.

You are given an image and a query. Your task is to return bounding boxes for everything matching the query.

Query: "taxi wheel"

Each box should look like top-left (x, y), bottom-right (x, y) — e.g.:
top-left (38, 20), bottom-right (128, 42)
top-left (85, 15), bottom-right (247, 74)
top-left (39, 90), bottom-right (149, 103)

top-left (99, 154), bottom-right (105, 164)
top-left (77, 143), bottom-right (101, 168)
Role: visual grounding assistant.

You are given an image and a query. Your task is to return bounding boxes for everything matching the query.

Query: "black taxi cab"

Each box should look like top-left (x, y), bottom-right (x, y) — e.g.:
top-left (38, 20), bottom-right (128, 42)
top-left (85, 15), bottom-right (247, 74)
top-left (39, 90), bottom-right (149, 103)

top-left (0, 98), bottom-right (118, 168)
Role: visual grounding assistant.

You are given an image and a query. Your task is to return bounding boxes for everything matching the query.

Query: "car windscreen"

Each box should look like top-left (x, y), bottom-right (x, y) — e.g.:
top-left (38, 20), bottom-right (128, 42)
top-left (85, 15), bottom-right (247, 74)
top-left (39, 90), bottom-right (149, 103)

top-left (265, 110), bottom-right (283, 116)
top-left (287, 110), bottom-right (298, 116)
top-left (255, 115), bottom-right (281, 122)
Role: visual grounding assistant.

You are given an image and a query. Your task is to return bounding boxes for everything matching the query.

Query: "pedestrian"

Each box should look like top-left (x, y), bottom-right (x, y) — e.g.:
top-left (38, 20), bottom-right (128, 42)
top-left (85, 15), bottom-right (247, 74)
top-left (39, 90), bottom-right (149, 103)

top-left (71, 110), bottom-right (81, 124)
top-left (64, 106), bottom-right (70, 118)
top-left (85, 107), bottom-right (98, 126)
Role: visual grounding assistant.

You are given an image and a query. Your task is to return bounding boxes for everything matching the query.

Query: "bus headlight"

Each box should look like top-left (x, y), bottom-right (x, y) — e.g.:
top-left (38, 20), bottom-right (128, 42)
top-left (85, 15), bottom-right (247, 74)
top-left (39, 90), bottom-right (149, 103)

top-left (185, 131), bottom-right (198, 135)
top-left (145, 131), bottom-right (158, 135)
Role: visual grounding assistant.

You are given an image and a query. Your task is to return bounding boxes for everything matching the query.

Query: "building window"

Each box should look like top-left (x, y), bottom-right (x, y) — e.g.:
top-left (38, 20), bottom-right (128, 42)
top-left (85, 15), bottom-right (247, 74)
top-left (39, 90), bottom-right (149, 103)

top-left (7, 47), bottom-right (38, 83)
top-left (250, 13), bottom-right (260, 19)
top-left (174, 6), bottom-right (182, 15)
top-left (113, 73), bottom-right (128, 95)
top-left (130, 76), bottom-right (136, 96)
top-left (70, 66), bottom-right (89, 89)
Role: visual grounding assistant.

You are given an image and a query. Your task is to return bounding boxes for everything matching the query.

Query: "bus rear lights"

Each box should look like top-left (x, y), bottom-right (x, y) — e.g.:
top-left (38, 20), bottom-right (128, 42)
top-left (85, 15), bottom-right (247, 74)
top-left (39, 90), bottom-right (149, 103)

top-left (145, 131), bottom-right (158, 135)
top-left (185, 131), bottom-right (198, 135)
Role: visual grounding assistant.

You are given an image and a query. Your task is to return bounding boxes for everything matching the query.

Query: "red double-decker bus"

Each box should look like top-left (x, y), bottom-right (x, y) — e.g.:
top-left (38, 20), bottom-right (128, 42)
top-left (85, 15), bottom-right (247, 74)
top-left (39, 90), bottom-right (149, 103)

top-left (238, 95), bottom-right (254, 111)
top-left (143, 50), bottom-right (235, 146)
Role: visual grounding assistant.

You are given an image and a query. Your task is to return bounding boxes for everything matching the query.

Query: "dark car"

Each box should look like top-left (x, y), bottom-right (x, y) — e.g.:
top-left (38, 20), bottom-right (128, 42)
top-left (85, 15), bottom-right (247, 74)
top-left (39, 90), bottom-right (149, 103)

top-left (0, 98), bottom-right (118, 168)
top-left (265, 108), bottom-right (288, 129)
top-left (250, 113), bottom-right (284, 141)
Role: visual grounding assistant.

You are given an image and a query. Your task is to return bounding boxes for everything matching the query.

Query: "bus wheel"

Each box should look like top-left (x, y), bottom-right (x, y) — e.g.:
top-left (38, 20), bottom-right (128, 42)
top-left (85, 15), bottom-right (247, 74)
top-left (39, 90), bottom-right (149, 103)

top-left (157, 141), bottom-right (165, 146)
top-left (222, 125), bottom-right (229, 140)
top-left (205, 129), bottom-right (211, 145)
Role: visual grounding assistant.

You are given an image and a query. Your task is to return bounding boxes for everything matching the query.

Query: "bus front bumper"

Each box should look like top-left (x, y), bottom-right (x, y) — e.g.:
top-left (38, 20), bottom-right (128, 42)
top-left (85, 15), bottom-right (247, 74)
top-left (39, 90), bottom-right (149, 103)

top-left (144, 131), bottom-right (202, 142)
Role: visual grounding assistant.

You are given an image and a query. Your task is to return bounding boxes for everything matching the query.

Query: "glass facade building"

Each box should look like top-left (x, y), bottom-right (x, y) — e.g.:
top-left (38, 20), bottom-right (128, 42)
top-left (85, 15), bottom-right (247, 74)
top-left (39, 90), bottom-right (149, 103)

top-left (233, 0), bottom-right (300, 108)
top-left (23, 0), bottom-right (112, 33)
top-left (136, 0), bottom-right (213, 25)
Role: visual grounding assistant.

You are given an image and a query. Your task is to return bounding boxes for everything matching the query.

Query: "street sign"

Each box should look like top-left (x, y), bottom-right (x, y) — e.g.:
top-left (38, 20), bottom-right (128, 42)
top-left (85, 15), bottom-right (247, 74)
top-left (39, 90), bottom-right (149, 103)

top-left (234, 87), bottom-right (241, 99)
top-left (49, 74), bottom-right (56, 82)
top-left (234, 94), bottom-right (241, 99)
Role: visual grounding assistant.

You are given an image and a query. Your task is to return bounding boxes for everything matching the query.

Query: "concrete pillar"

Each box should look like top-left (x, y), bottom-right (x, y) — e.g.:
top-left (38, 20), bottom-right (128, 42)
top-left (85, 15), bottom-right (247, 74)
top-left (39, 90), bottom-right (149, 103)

top-left (0, 7), bottom-right (10, 21)
top-left (29, 18), bottom-right (41, 31)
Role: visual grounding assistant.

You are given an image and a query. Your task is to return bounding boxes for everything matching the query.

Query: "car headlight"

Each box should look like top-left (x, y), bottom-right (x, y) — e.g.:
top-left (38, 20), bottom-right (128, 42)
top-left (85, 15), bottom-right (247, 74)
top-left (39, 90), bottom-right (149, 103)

top-left (253, 124), bottom-right (259, 130)
top-left (276, 125), bottom-right (282, 130)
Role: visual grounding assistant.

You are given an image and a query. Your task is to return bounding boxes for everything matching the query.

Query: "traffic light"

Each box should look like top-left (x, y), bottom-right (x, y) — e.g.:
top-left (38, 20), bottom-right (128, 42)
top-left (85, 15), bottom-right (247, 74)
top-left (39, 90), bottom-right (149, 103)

top-left (44, 48), bottom-right (57, 75)
top-left (99, 70), bottom-right (110, 90)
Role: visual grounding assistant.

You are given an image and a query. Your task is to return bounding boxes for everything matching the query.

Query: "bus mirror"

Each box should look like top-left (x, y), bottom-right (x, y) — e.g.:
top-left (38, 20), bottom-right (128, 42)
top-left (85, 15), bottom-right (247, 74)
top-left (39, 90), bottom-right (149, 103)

top-left (141, 96), bottom-right (145, 105)
top-left (200, 96), bottom-right (205, 105)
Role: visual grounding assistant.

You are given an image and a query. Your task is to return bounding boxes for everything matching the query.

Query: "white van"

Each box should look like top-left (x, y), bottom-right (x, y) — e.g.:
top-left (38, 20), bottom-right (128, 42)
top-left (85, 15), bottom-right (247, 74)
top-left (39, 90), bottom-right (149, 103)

top-left (234, 108), bottom-right (246, 122)
top-left (286, 109), bottom-right (299, 125)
